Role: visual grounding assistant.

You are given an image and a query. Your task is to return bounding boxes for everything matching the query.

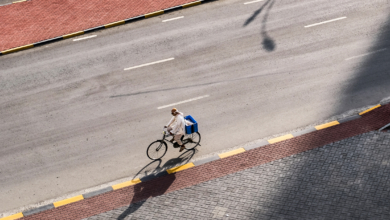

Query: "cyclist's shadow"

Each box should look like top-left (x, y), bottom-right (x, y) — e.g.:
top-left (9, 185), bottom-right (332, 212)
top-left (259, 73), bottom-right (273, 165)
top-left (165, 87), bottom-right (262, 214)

top-left (117, 149), bottom-right (196, 219)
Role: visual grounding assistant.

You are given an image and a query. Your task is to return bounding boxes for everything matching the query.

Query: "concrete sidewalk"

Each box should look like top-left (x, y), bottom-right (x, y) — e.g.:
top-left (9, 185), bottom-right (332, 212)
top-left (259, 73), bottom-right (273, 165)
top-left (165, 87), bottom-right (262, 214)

top-left (9, 103), bottom-right (389, 220)
top-left (0, 0), bottom-right (200, 52)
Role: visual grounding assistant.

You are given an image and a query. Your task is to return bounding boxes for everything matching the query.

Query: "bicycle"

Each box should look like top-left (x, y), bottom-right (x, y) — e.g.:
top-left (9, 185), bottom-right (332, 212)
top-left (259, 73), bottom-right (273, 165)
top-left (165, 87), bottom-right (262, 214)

top-left (147, 115), bottom-right (201, 160)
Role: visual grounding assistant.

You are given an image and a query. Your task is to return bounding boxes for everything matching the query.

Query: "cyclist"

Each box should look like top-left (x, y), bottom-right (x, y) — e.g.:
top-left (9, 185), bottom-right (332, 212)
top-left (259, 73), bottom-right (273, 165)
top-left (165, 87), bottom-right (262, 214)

top-left (164, 108), bottom-right (186, 152)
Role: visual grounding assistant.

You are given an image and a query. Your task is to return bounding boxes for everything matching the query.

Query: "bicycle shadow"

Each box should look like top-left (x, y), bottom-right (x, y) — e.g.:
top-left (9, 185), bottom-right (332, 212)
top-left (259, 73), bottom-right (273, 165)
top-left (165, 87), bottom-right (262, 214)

top-left (117, 149), bottom-right (196, 219)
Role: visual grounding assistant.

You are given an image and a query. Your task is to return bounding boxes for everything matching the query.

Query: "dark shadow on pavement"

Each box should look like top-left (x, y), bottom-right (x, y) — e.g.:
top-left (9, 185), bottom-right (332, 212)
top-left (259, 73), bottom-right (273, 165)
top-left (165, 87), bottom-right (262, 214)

top-left (256, 132), bottom-right (390, 219)
top-left (243, 0), bottom-right (272, 27)
top-left (243, 0), bottom-right (276, 52)
top-left (117, 175), bottom-right (176, 220)
top-left (260, 0), bottom-right (276, 51)
top-left (131, 159), bottom-right (163, 181)
top-left (338, 14), bottom-right (390, 110)
top-left (131, 149), bottom-right (197, 180)
top-left (262, 13), bottom-right (390, 219)
top-left (117, 149), bottom-right (196, 219)
top-left (160, 149), bottom-right (196, 169)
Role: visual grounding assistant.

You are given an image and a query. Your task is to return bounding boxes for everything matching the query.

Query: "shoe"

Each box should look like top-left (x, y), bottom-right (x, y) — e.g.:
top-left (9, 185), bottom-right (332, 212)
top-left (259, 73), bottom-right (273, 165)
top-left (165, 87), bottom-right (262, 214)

top-left (179, 146), bottom-right (185, 152)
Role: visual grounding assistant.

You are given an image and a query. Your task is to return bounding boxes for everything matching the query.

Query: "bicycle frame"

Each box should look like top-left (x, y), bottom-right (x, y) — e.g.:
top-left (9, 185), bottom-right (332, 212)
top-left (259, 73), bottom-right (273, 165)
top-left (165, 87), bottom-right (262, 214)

top-left (161, 130), bottom-right (185, 147)
top-left (161, 130), bottom-right (170, 142)
top-left (147, 129), bottom-right (200, 160)
top-left (158, 130), bottom-right (179, 149)
top-left (161, 128), bottom-right (199, 147)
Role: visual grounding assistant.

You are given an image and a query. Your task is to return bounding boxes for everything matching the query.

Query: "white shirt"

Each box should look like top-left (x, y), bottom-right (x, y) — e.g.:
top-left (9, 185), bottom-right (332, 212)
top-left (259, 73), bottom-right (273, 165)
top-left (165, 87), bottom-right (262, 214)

top-left (166, 112), bottom-right (185, 135)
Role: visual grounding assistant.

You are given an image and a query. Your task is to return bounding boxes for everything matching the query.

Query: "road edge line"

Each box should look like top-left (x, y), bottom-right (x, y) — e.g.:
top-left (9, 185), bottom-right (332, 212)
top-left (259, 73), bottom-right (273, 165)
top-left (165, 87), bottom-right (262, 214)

top-left (167, 163), bottom-right (195, 174)
top-left (2, 103), bottom-right (385, 219)
top-left (0, 0), bottom-right (210, 56)
top-left (359, 104), bottom-right (381, 115)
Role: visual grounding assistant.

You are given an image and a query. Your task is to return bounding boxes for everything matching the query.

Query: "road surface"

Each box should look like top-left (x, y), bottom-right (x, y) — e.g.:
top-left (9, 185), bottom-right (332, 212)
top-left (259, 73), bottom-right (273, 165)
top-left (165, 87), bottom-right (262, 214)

top-left (1, 0), bottom-right (390, 213)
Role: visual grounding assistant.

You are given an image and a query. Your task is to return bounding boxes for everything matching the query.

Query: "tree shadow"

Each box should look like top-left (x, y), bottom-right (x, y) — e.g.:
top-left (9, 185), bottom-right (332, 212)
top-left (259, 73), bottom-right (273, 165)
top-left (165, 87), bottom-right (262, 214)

top-left (260, 13), bottom-right (390, 219)
top-left (117, 149), bottom-right (196, 219)
top-left (243, 0), bottom-right (276, 52)
top-left (337, 14), bottom-right (390, 110)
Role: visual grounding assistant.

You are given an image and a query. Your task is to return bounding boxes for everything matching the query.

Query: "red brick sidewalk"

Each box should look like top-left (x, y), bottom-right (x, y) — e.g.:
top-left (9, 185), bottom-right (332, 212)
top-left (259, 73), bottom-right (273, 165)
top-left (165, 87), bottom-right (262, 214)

top-left (18, 103), bottom-right (390, 220)
top-left (0, 0), bottom-right (197, 51)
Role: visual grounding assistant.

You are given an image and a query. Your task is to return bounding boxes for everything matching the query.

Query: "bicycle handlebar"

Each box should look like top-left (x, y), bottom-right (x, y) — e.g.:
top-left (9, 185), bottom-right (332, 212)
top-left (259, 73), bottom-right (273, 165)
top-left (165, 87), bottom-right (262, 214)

top-left (162, 128), bottom-right (172, 137)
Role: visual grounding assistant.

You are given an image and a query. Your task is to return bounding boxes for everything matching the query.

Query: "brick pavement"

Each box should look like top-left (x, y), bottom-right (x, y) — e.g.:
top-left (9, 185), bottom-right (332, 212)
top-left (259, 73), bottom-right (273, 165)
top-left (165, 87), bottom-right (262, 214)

top-left (17, 103), bottom-right (390, 219)
top-left (84, 131), bottom-right (390, 220)
top-left (0, 0), bottom-right (198, 51)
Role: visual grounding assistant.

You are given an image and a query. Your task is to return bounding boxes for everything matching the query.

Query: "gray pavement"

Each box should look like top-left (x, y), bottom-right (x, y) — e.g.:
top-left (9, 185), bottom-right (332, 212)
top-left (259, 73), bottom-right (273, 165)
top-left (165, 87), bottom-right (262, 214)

top-left (84, 131), bottom-right (390, 219)
top-left (0, 0), bottom-right (14, 6)
top-left (1, 0), bottom-right (390, 213)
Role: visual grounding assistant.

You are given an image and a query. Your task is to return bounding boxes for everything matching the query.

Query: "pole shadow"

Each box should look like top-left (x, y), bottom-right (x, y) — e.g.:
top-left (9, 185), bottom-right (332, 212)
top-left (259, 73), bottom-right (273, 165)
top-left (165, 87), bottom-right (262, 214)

top-left (117, 149), bottom-right (196, 219)
top-left (243, 0), bottom-right (276, 52)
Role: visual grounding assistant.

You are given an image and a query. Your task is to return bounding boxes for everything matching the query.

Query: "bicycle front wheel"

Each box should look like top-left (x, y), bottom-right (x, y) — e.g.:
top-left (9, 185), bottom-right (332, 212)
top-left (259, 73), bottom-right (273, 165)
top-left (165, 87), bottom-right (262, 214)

top-left (147, 140), bottom-right (167, 160)
top-left (183, 132), bottom-right (201, 150)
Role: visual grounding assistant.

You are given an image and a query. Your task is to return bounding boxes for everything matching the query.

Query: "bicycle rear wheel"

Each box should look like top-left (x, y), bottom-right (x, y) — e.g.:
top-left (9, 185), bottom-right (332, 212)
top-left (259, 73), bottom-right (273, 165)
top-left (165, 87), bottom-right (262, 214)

top-left (147, 140), bottom-right (167, 160)
top-left (183, 132), bottom-right (201, 150)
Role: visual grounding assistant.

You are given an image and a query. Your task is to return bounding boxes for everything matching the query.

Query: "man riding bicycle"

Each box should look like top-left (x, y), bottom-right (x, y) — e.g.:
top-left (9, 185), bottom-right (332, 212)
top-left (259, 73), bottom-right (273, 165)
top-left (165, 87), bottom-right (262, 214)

top-left (164, 108), bottom-right (186, 152)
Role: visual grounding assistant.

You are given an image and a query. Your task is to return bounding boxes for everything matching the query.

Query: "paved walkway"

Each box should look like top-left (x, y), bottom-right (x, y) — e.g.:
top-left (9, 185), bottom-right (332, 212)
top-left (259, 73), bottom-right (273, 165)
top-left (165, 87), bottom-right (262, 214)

top-left (0, 0), bottom-right (196, 51)
top-left (14, 103), bottom-right (390, 220)
top-left (85, 131), bottom-right (390, 220)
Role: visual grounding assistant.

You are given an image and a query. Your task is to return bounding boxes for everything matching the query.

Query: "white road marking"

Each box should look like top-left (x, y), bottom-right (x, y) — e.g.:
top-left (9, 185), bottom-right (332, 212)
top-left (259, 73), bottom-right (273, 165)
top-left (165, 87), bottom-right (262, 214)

top-left (162, 16), bottom-right (184, 22)
top-left (73, 35), bottom-right (97, 41)
top-left (158, 95), bottom-right (210, 109)
top-left (304, 17), bottom-right (347, 28)
top-left (345, 48), bottom-right (387, 61)
top-left (124, 58), bottom-right (175, 71)
top-left (244, 0), bottom-right (264, 4)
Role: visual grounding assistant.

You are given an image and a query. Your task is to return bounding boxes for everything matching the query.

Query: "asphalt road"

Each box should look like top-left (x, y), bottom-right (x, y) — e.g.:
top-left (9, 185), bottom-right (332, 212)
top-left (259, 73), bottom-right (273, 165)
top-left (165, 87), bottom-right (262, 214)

top-left (0, 0), bottom-right (17, 6)
top-left (1, 0), bottom-right (390, 214)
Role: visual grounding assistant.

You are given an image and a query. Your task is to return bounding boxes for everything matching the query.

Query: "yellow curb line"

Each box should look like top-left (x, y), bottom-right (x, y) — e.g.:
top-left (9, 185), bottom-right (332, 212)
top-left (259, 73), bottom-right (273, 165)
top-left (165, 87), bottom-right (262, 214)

top-left (219, 148), bottom-right (246, 159)
top-left (0, 101), bottom-right (382, 218)
top-left (167, 163), bottom-right (195, 174)
top-left (112, 178), bottom-right (141, 190)
top-left (0, 1), bottom-right (207, 55)
top-left (0, 213), bottom-right (23, 220)
top-left (268, 134), bottom-right (294, 144)
top-left (104, 20), bottom-right (125, 28)
top-left (63, 31), bottom-right (84, 39)
top-left (183, 1), bottom-right (202, 8)
top-left (315, 121), bottom-right (340, 130)
top-left (53, 195), bottom-right (84, 208)
top-left (359, 104), bottom-right (381, 115)
top-left (145, 10), bottom-right (164, 18)
top-left (1, 44), bottom-right (34, 54)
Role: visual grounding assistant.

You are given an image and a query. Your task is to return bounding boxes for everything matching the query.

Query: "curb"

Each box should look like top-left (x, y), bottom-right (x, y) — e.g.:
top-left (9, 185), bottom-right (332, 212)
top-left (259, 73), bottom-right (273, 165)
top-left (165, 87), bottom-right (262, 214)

top-left (1, 103), bottom-right (387, 220)
top-left (0, 0), bottom-right (213, 56)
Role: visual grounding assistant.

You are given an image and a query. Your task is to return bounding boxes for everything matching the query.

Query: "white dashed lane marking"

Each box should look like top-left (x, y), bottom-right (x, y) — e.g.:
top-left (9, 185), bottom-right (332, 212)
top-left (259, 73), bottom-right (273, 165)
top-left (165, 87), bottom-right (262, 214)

top-left (162, 16), bottom-right (184, 22)
top-left (124, 58), bottom-right (175, 71)
top-left (244, 0), bottom-right (264, 4)
top-left (158, 95), bottom-right (210, 109)
top-left (73, 35), bottom-right (97, 41)
top-left (345, 48), bottom-right (387, 61)
top-left (304, 17), bottom-right (346, 28)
